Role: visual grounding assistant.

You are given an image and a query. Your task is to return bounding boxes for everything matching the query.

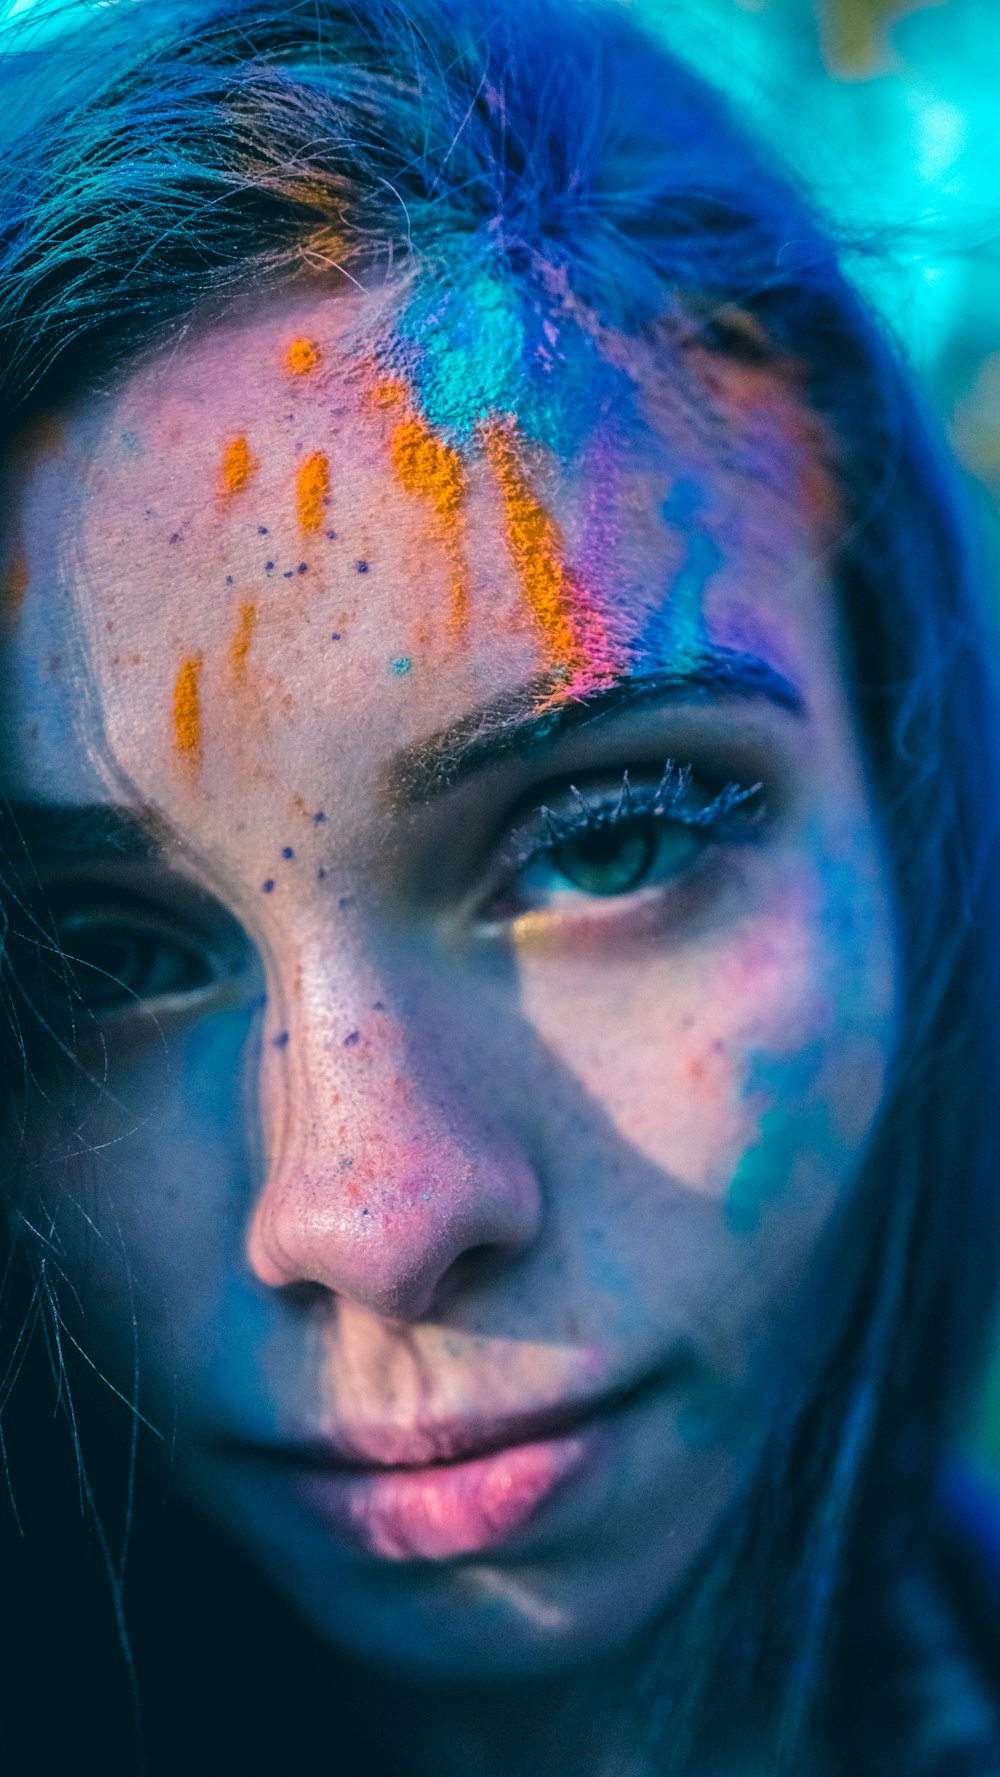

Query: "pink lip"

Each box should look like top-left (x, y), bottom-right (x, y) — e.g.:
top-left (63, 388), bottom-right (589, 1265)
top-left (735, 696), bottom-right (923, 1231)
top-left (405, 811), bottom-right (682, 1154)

top-left (293, 1428), bottom-right (594, 1561)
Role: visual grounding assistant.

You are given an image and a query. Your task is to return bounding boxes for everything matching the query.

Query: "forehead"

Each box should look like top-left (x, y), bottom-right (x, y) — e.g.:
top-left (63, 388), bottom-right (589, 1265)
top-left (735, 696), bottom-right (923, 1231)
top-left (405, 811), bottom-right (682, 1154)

top-left (0, 277), bottom-right (841, 819)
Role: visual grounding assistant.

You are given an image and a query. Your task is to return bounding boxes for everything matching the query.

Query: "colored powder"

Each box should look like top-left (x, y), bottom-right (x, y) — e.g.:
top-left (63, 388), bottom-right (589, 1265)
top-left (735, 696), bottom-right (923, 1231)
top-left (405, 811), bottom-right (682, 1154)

top-left (481, 416), bottom-right (617, 696)
top-left (220, 434), bottom-right (258, 498)
top-left (228, 601), bottom-right (256, 681)
top-left (392, 656), bottom-right (413, 675)
top-left (381, 377), bottom-right (469, 632)
top-left (297, 452), bottom-right (330, 531)
top-left (1, 551), bottom-right (29, 629)
top-left (636, 478), bottom-right (719, 674)
top-left (285, 338), bottom-right (322, 377)
top-left (172, 653), bottom-right (203, 762)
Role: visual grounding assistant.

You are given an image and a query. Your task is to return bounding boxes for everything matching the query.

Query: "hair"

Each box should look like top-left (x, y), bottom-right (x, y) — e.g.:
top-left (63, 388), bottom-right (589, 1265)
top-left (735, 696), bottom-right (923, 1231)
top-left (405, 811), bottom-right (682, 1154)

top-left (1, 2), bottom-right (999, 1773)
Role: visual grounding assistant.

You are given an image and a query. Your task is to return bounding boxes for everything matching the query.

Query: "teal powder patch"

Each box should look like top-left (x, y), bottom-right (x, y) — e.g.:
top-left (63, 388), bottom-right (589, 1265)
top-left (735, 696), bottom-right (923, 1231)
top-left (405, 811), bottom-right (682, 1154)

top-left (726, 1045), bottom-right (831, 1234)
top-left (391, 656), bottom-right (413, 675)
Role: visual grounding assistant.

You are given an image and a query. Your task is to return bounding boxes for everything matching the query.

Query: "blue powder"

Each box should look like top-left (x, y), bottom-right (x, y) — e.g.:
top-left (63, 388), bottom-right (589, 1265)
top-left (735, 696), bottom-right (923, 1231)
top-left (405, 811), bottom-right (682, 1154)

top-left (391, 656), bottom-right (413, 675)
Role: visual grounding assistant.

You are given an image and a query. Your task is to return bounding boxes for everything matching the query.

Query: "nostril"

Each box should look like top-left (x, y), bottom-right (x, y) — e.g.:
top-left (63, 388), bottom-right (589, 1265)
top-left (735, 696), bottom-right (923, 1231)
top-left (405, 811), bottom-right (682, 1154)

top-left (276, 1278), bottom-right (330, 1314)
top-left (431, 1241), bottom-right (516, 1308)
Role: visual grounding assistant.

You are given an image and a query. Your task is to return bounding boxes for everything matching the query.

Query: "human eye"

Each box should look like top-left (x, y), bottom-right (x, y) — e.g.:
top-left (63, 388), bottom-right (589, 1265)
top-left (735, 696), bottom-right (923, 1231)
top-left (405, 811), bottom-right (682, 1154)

top-left (480, 760), bottom-right (763, 925)
top-left (7, 878), bottom-right (250, 1028)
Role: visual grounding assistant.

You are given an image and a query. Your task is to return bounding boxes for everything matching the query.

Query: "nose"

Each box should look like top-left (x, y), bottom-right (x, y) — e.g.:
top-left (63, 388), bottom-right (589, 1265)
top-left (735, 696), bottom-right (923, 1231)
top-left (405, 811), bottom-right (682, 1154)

top-left (245, 973), bottom-right (542, 1322)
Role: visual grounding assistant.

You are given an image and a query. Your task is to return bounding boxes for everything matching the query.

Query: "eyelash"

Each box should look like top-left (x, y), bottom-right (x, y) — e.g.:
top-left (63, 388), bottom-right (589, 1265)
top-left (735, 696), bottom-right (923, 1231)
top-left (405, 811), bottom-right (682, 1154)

top-left (506, 759), bottom-right (764, 879)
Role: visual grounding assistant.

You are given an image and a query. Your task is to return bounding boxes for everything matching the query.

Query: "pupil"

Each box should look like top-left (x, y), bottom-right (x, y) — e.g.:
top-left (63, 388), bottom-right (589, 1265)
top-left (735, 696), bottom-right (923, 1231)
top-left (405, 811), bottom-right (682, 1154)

top-left (555, 820), bottom-right (656, 896)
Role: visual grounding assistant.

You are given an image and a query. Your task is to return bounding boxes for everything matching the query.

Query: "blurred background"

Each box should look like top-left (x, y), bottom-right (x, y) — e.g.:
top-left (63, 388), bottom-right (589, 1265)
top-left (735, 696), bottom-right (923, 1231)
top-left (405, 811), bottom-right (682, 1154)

top-left (3, 0), bottom-right (1000, 1468)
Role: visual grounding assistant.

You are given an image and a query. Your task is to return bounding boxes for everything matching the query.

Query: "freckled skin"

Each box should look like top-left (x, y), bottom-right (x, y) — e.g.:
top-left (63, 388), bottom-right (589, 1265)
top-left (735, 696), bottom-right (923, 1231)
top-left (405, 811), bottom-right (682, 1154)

top-left (0, 288), bottom-right (895, 1712)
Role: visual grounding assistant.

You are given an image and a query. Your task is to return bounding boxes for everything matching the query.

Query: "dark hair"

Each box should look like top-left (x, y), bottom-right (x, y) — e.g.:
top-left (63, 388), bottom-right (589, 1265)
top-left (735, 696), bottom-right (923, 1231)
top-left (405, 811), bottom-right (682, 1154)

top-left (1, 3), bottom-right (999, 1772)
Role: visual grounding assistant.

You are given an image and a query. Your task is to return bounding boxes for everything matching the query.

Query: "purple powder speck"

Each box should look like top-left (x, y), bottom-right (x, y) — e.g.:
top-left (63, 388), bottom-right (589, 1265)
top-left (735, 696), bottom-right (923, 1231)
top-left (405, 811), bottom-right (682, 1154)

top-left (343, 1030), bottom-right (361, 1048)
top-left (258, 526), bottom-right (269, 535)
top-left (326, 530), bottom-right (337, 540)
top-left (225, 575), bottom-right (234, 585)
top-left (265, 561), bottom-right (274, 571)
top-left (330, 632), bottom-right (341, 641)
top-left (169, 532), bottom-right (181, 544)
top-left (281, 846), bottom-right (294, 860)
top-left (355, 560), bottom-right (369, 574)
top-left (313, 810), bottom-right (326, 823)
top-left (297, 562), bottom-right (308, 574)
top-left (272, 1031), bottom-right (289, 1049)
top-left (317, 866), bottom-right (327, 881)
top-left (261, 879), bottom-right (275, 894)
top-left (338, 895), bottom-right (354, 910)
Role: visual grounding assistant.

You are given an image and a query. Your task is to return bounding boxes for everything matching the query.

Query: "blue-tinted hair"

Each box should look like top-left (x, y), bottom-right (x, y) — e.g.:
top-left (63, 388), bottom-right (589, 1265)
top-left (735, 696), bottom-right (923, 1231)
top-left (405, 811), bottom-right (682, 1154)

top-left (1, 2), bottom-right (999, 1770)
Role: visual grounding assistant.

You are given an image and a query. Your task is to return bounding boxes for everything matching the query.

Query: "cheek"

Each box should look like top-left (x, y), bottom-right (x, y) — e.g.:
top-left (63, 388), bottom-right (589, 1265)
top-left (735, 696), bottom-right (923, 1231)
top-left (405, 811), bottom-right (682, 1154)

top-left (24, 1009), bottom-right (256, 1374)
top-left (510, 863), bottom-right (893, 1223)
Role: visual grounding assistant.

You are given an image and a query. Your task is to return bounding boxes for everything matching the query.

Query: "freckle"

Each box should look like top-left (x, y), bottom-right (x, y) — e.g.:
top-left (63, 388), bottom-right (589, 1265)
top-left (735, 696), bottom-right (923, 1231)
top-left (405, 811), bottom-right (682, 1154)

top-left (272, 1030), bottom-right (289, 1049)
top-left (281, 846), bottom-right (294, 860)
top-left (172, 653), bottom-right (203, 763)
top-left (228, 600), bottom-right (256, 681)
top-left (356, 559), bottom-right (369, 574)
top-left (261, 878), bottom-right (275, 893)
top-left (284, 337), bottom-right (322, 377)
top-left (297, 451), bottom-right (330, 531)
top-left (220, 433), bottom-right (258, 498)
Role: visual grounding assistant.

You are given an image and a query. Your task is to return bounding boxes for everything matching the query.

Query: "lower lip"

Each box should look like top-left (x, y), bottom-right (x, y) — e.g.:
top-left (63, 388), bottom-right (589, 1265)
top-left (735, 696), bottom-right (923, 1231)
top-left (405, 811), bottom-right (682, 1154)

top-left (293, 1429), bottom-right (595, 1562)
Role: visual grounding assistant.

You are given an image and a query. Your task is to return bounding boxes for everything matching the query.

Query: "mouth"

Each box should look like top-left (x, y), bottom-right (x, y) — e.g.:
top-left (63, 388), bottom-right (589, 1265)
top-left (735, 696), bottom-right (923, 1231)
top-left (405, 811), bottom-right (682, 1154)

top-left (225, 1372), bottom-right (662, 1563)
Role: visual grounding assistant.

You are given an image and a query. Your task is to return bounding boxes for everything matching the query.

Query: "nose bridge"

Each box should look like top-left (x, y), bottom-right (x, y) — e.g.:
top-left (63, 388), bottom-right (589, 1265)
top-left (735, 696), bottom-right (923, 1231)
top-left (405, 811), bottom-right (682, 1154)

top-left (246, 936), bottom-right (541, 1319)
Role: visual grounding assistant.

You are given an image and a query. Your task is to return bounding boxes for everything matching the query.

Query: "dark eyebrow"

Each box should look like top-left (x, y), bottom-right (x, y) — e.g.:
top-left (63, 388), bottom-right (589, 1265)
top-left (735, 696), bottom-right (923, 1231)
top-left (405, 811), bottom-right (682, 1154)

top-left (387, 647), bottom-right (805, 804)
top-left (0, 799), bottom-right (166, 867)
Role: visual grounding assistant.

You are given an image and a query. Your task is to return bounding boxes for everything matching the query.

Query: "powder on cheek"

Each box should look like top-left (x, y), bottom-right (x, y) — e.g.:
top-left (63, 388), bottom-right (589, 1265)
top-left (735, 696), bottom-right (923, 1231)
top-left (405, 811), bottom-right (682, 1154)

top-left (172, 653), bottom-right (203, 762)
top-left (297, 452), bottom-right (331, 531)
top-left (220, 433), bottom-right (258, 498)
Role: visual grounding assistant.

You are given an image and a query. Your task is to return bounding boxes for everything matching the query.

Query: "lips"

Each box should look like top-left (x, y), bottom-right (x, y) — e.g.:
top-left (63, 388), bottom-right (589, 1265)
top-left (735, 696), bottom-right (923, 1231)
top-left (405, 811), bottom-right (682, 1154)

top-left (229, 1382), bottom-right (643, 1562)
top-left (295, 1428), bottom-right (593, 1560)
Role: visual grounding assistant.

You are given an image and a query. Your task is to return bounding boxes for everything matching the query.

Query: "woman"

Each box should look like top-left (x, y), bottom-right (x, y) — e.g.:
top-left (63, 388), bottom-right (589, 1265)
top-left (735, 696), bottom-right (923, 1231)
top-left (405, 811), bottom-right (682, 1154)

top-left (1, 1), bottom-right (1000, 1771)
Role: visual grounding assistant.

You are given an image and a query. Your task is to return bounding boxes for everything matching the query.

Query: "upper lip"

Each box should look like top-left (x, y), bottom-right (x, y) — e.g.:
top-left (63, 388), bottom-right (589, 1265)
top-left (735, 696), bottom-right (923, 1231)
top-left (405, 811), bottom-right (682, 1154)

top-left (223, 1371), bottom-right (658, 1473)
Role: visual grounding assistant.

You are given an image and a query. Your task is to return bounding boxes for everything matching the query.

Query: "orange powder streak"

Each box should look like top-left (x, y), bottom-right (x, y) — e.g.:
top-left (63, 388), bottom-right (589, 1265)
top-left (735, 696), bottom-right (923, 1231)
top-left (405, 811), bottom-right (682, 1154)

top-left (220, 434), bottom-right (258, 498)
top-left (297, 451), bottom-right (330, 531)
top-left (285, 338), bottom-right (322, 377)
top-left (380, 381), bottom-right (469, 633)
top-left (172, 654), bottom-right (203, 763)
top-left (481, 417), bottom-right (618, 694)
top-left (228, 601), bottom-right (257, 682)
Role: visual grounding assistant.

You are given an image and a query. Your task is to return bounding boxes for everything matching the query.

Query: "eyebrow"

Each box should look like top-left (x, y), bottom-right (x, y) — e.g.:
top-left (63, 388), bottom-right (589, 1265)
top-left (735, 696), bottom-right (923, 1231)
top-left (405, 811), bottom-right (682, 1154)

top-left (387, 646), bottom-right (804, 805)
top-left (0, 799), bottom-right (165, 867)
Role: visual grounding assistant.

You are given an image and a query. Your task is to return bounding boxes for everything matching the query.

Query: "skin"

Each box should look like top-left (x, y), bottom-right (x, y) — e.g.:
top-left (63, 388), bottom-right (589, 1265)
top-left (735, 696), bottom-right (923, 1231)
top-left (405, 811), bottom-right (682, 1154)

top-left (0, 282), bottom-right (896, 1774)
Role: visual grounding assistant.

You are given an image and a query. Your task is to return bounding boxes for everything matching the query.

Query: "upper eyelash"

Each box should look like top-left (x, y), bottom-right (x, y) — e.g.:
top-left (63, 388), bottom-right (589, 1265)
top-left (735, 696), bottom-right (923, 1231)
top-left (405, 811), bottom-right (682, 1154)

top-left (509, 759), bottom-right (764, 876)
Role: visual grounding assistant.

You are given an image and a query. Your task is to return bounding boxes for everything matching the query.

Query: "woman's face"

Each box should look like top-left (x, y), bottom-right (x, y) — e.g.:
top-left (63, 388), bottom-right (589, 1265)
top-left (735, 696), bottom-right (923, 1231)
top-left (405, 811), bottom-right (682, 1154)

top-left (0, 281), bottom-right (895, 1679)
